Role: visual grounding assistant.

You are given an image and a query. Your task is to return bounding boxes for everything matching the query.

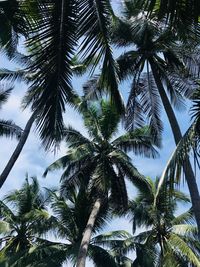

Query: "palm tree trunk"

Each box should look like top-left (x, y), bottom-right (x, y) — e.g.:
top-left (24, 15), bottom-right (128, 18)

top-left (76, 198), bottom-right (101, 267)
top-left (0, 113), bottom-right (35, 188)
top-left (151, 62), bottom-right (200, 233)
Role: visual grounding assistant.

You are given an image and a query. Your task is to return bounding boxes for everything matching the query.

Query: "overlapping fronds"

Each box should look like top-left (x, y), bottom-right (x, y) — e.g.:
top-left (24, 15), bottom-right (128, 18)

top-left (78, 0), bottom-right (124, 112)
top-left (24, 0), bottom-right (78, 149)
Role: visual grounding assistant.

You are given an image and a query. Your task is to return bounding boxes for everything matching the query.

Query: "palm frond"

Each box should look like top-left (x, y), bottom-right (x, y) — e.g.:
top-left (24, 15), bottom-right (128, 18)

top-left (0, 221), bottom-right (10, 234)
top-left (117, 51), bottom-right (144, 80)
top-left (50, 194), bottom-right (78, 240)
top-left (172, 224), bottom-right (198, 239)
top-left (64, 125), bottom-right (93, 149)
top-left (166, 72), bottom-right (198, 100)
top-left (3, 242), bottom-right (69, 267)
top-left (180, 46), bottom-right (200, 78)
top-left (82, 76), bottom-right (103, 101)
top-left (110, 167), bottom-right (128, 210)
top-left (78, 0), bottom-right (124, 112)
top-left (88, 244), bottom-right (117, 267)
top-left (25, 0), bottom-right (78, 149)
top-left (113, 126), bottom-right (159, 157)
top-left (0, 200), bottom-right (16, 222)
top-left (111, 17), bottom-right (134, 48)
top-left (0, 69), bottom-right (30, 84)
top-left (91, 230), bottom-right (131, 247)
top-left (4, 177), bottom-right (44, 216)
top-left (126, 71), bottom-right (163, 142)
top-left (158, 123), bottom-right (197, 192)
top-left (110, 150), bottom-right (150, 194)
top-left (99, 100), bottom-right (121, 140)
top-left (0, 88), bottom-right (12, 108)
top-left (44, 154), bottom-right (76, 177)
top-left (167, 233), bottom-right (200, 266)
top-left (146, 0), bottom-right (200, 25)
top-left (0, 120), bottom-right (22, 139)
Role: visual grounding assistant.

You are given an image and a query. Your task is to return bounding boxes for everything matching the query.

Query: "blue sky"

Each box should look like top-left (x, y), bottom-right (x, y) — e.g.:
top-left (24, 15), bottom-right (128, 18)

top-left (0, 1), bottom-right (199, 265)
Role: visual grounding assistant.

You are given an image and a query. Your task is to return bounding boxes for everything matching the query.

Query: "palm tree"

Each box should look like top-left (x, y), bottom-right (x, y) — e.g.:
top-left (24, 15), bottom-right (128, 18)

top-left (0, 63), bottom-right (36, 188)
top-left (1, 185), bottom-right (130, 267)
top-left (0, 112), bottom-right (35, 189)
top-left (0, 0), bottom-right (121, 151)
top-left (0, 177), bottom-right (50, 264)
top-left (0, 87), bottom-right (22, 139)
top-left (115, 176), bottom-right (200, 266)
top-left (159, 88), bottom-right (200, 196)
top-left (44, 97), bottom-right (158, 267)
top-left (5, 0), bottom-right (120, 149)
top-left (0, 54), bottom-right (91, 189)
top-left (111, 0), bottom-right (200, 232)
top-left (45, 188), bottom-right (129, 267)
top-left (2, 0), bottom-right (199, 149)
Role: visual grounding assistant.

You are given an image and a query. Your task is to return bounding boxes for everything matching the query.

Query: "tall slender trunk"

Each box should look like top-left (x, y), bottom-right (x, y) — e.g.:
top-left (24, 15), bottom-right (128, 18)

top-left (0, 113), bottom-right (35, 188)
top-left (151, 62), bottom-right (200, 233)
top-left (76, 198), bottom-right (101, 267)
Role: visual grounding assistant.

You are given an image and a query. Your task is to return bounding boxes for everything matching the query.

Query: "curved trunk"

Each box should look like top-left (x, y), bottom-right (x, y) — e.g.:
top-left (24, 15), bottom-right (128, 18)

top-left (151, 62), bottom-right (200, 233)
top-left (76, 198), bottom-right (101, 267)
top-left (0, 113), bottom-right (35, 188)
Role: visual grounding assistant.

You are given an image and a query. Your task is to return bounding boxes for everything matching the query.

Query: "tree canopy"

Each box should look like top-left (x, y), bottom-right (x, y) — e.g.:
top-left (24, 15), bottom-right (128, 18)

top-left (0, 0), bottom-right (200, 266)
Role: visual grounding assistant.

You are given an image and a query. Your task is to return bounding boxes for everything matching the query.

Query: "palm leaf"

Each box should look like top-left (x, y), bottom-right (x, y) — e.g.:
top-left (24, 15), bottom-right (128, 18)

top-left (78, 0), bottom-right (124, 112)
top-left (111, 17), bottom-right (135, 48)
top-left (25, 0), bottom-right (78, 149)
top-left (64, 125), bottom-right (94, 149)
top-left (0, 120), bottom-right (22, 139)
top-left (158, 123), bottom-right (197, 193)
top-left (146, 0), bottom-right (200, 25)
top-left (0, 69), bottom-right (30, 84)
top-left (172, 209), bottom-right (195, 226)
top-left (91, 230), bottom-right (131, 247)
top-left (172, 224), bottom-right (198, 239)
top-left (0, 221), bottom-right (10, 234)
top-left (88, 244), bottom-right (117, 267)
top-left (167, 232), bottom-right (200, 266)
top-left (126, 71), bottom-right (163, 142)
top-left (113, 126), bottom-right (159, 157)
top-left (2, 242), bottom-right (69, 267)
top-left (0, 88), bottom-right (12, 107)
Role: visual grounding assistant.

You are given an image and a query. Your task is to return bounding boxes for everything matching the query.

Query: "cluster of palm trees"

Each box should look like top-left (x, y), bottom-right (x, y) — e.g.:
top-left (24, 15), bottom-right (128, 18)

top-left (0, 0), bottom-right (200, 266)
top-left (0, 175), bottom-right (199, 266)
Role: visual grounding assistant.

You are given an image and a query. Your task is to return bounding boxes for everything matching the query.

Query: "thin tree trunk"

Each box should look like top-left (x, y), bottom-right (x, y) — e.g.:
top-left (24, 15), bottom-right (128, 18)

top-left (0, 113), bottom-right (35, 188)
top-left (151, 62), bottom-right (200, 233)
top-left (76, 198), bottom-right (101, 267)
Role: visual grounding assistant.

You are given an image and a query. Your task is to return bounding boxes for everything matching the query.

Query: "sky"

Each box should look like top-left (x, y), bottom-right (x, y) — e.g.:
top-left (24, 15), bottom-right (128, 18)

top-left (0, 1), bottom-right (199, 266)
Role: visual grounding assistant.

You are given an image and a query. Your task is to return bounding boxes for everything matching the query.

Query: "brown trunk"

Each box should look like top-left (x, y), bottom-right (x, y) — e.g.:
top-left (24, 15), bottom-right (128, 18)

top-left (151, 62), bottom-right (200, 233)
top-left (0, 113), bottom-right (35, 188)
top-left (76, 198), bottom-right (101, 267)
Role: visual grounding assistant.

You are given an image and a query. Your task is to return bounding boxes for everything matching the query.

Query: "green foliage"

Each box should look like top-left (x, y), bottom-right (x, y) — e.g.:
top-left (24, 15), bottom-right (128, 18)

top-left (112, 2), bottom-right (199, 142)
top-left (1, 1), bottom-right (200, 266)
top-left (118, 177), bottom-right (200, 266)
top-left (159, 87), bottom-right (200, 190)
top-left (45, 99), bottom-right (158, 211)
top-left (78, 0), bottom-right (124, 112)
top-left (0, 177), bottom-right (50, 259)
